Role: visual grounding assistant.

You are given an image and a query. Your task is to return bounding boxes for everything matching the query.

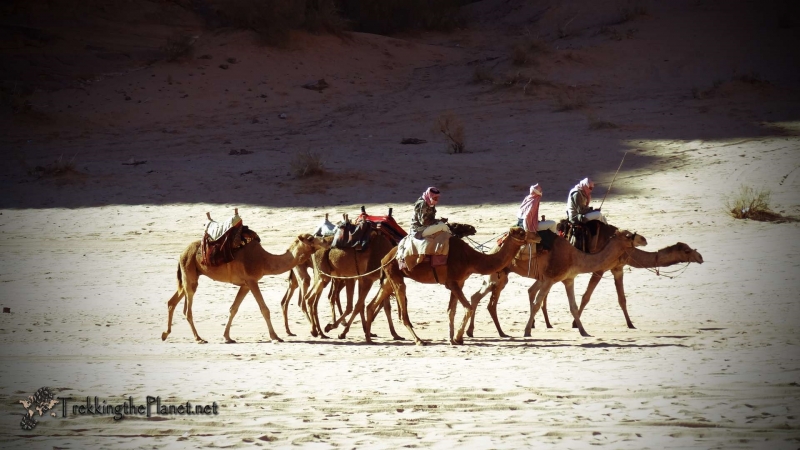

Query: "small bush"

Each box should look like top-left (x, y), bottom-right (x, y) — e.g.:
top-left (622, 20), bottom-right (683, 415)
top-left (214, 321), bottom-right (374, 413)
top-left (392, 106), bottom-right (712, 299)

top-left (291, 151), bottom-right (325, 177)
top-left (163, 35), bottom-right (196, 62)
top-left (473, 66), bottom-right (494, 84)
top-left (510, 39), bottom-right (548, 66)
top-left (554, 86), bottom-right (586, 111)
top-left (436, 112), bottom-right (465, 154)
top-left (28, 154), bottom-right (79, 178)
top-left (589, 117), bottom-right (618, 130)
top-left (725, 185), bottom-right (783, 221)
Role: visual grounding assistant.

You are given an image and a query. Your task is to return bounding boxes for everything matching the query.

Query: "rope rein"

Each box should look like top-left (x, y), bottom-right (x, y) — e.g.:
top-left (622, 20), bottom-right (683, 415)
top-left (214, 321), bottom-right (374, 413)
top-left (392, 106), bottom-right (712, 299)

top-left (310, 250), bottom-right (394, 280)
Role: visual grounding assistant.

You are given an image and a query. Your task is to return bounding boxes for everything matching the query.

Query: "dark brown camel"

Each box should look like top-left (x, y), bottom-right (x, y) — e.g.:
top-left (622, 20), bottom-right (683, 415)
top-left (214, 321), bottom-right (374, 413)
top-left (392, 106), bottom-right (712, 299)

top-left (304, 229), bottom-right (402, 340)
top-left (362, 227), bottom-right (540, 345)
top-left (161, 233), bottom-right (329, 344)
top-left (469, 228), bottom-right (646, 338)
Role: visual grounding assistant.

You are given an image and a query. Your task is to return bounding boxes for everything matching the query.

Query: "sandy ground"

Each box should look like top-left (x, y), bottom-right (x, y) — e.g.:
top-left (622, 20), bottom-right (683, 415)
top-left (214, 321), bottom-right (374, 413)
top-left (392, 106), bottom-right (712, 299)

top-left (1, 0), bottom-right (799, 448)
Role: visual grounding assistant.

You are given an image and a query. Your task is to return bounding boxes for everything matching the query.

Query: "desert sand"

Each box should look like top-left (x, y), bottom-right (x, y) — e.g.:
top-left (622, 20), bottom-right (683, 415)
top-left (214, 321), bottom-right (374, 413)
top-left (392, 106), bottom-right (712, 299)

top-left (1, 0), bottom-right (799, 448)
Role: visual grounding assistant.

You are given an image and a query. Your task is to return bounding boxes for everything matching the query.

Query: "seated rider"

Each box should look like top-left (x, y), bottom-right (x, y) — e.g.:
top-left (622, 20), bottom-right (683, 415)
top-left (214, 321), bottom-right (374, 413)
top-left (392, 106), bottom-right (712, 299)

top-left (567, 177), bottom-right (606, 225)
top-left (517, 183), bottom-right (543, 232)
top-left (410, 187), bottom-right (451, 238)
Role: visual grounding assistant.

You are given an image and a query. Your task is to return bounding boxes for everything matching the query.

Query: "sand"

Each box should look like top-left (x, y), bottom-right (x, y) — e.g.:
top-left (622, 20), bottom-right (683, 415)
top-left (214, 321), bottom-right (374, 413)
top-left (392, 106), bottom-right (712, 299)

top-left (1, 0), bottom-right (799, 448)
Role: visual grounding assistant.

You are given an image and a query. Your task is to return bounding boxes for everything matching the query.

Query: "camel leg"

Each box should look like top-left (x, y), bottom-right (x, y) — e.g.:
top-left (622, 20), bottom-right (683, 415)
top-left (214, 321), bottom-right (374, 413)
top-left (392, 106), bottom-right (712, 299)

top-left (376, 276), bottom-right (424, 346)
top-left (303, 275), bottom-right (329, 337)
top-left (161, 290), bottom-right (185, 341)
top-left (362, 282), bottom-right (393, 343)
top-left (180, 266), bottom-right (207, 344)
top-left (468, 274), bottom-right (493, 338)
top-left (244, 279), bottom-right (284, 343)
top-left (563, 278), bottom-right (591, 337)
top-left (223, 285), bottom-right (251, 343)
top-left (541, 292), bottom-right (553, 329)
top-left (485, 271), bottom-right (511, 338)
top-left (326, 279), bottom-right (353, 333)
top-left (524, 280), bottom-right (548, 337)
top-left (381, 293), bottom-right (403, 340)
top-left (610, 267), bottom-right (635, 329)
top-left (280, 270), bottom-right (299, 337)
top-left (339, 280), bottom-right (368, 342)
top-left (447, 281), bottom-right (474, 345)
top-left (447, 293), bottom-right (458, 344)
top-left (308, 278), bottom-right (331, 339)
top-left (575, 271), bottom-right (604, 328)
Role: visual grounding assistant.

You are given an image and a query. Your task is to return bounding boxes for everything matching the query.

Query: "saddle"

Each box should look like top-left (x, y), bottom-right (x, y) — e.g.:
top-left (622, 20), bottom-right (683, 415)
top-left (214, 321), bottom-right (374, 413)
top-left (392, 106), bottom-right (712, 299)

top-left (557, 218), bottom-right (600, 253)
top-left (330, 208), bottom-right (408, 251)
top-left (201, 210), bottom-right (260, 266)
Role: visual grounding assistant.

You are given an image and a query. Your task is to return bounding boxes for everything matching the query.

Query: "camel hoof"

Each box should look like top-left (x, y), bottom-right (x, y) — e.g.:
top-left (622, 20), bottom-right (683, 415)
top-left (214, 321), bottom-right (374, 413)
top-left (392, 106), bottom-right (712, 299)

top-left (579, 330), bottom-right (591, 338)
top-left (466, 330), bottom-right (474, 338)
top-left (224, 338), bottom-right (237, 344)
top-left (337, 333), bottom-right (347, 339)
top-left (311, 329), bottom-right (318, 337)
top-left (546, 324), bottom-right (553, 329)
top-left (271, 337), bottom-right (284, 343)
top-left (161, 332), bottom-right (168, 341)
top-left (415, 340), bottom-right (427, 346)
top-left (572, 321), bottom-right (578, 328)
top-left (370, 333), bottom-right (378, 338)
top-left (628, 324), bottom-right (637, 329)
top-left (523, 332), bottom-right (531, 338)
top-left (196, 339), bottom-right (208, 344)
top-left (499, 333), bottom-right (510, 338)
top-left (392, 335), bottom-right (405, 341)
top-left (286, 331), bottom-right (296, 337)
top-left (324, 324), bottom-right (334, 333)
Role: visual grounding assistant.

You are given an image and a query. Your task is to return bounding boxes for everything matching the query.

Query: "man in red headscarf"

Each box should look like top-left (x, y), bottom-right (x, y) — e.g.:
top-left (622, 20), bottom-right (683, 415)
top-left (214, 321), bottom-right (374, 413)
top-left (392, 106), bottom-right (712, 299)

top-left (517, 183), bottom-right (543, 232)
top-left (410, 186), bottom-right (450, 237)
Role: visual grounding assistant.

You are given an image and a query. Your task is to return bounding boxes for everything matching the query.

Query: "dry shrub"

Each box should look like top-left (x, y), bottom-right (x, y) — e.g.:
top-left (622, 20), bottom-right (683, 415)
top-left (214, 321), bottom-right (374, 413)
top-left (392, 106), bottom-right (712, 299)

top-left (162, 35), bottom-right (196, 62)
top-left (588, 116), bottom-right (618, 130)
top-left (213, 0), bottom-right (305, 46)
top-left (554, 86), bottom-right (586, 111)
top-left (512, 39), bottom-right (549, 66)
top-left (617, 1), bottom-right (648, 24)
top-left (725, 185), bottom-right (785, 221)
top-left (27, 154), bottom-right (79, 178)
top-left (522, 76), bottom-right (554, 95)
top-left (291, 151), bottom-right (325, 178)
top-left (436, 112), bottom-right (465, 154)
top-left (304, 0), bottom-right (349, 36)
top-left (337, 0), bottom-right (465, 35)
top-left (473, 66), bottom-right (494, 83)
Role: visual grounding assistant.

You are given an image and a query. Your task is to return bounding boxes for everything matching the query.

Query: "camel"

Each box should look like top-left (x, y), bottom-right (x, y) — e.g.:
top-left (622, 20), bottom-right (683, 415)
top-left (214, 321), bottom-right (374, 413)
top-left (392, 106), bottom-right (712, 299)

top-left (560, 242), bottom-right (704, 329)
top-left (161, 233), bottom-right (329, 344)
top-left (469, 228), bottom-right (647, 338)
top-left (303, 228), bottom-right (403, 340)
top-left (534, 221), bottom-right (703, 330)
top-left (362, 227), bottom-right (540, 346)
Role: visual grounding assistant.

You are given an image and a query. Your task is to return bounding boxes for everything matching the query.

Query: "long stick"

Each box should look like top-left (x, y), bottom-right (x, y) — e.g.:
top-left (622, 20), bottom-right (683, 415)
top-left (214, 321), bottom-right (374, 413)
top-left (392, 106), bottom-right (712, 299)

top-left (599, 151), bottom-right (627, 209)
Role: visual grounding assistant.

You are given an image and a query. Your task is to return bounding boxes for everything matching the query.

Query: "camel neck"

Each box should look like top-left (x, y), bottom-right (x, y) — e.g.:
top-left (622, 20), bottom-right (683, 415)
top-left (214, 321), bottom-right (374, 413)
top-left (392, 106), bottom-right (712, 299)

top-left (472, 236), bottom-right (524, 275)
top-left (625, 247), bottom-right (683, 268)
top-left (576, 237), bottom-right (631, 273)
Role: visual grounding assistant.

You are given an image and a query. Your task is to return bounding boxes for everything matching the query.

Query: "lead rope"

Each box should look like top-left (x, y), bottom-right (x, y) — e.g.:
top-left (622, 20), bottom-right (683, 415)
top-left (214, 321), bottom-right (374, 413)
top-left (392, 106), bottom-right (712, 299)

top-left (311, 253), bottom-right (394, 280)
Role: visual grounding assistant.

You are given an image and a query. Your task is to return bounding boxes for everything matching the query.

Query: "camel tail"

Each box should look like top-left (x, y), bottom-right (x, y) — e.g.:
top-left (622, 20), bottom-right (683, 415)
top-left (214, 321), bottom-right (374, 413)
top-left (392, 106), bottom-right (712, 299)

top-left (176, 265), bottom-right (184, 291)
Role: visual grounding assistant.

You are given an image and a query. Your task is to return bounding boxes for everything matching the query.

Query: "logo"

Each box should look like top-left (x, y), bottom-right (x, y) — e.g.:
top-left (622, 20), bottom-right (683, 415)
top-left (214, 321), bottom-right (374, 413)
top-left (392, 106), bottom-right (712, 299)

top-left (19, 387), bottom-right (58, 430)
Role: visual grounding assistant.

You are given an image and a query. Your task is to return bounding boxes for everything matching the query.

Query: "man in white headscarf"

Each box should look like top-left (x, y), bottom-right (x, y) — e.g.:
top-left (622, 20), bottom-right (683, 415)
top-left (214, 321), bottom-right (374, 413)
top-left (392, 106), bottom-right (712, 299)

top-left (566, 177), bottom-right (606, 224)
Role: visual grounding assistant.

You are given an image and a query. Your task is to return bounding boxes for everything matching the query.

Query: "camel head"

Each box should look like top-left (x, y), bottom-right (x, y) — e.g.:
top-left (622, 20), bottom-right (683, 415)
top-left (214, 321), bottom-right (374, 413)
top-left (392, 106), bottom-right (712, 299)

top-left (614, 229), bottom-right (648, 248)
top-left (506, 226), bottom-right (540, 244)
top-left (673, 242), bottom-right (704, 264)
top-left (291, 233), bottom-right (331, 258)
